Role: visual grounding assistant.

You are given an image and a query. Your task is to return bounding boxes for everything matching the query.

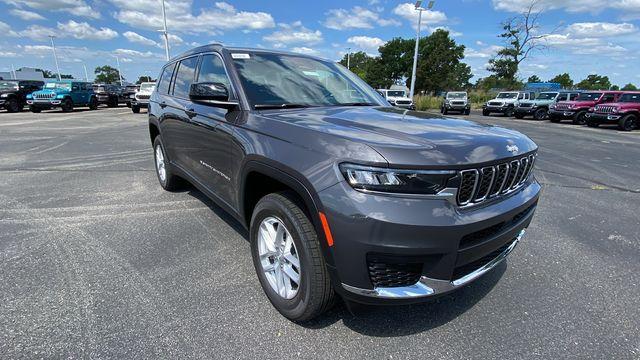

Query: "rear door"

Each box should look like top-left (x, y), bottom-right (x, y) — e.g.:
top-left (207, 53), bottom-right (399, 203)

top-left (155, 62), bottom-right (180, 161)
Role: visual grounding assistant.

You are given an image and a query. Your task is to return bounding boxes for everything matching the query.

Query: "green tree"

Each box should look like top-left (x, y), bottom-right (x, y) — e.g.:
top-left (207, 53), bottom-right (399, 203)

top-left (136, 76), bottom-right (154, 84)
top-left (549, 73), bottom-right (573, 89)
top-left (339, 51), bottom-right (373, 80)
top-left (413, 29), bottom-right (472, 94)
top-left (527, 75), bottom-right (541, 83)
top-left (610, 85), bottom-right (620, 90)
top-left (34, 68), bottom-right (73, 79)
top-left (622, 83), bottom-right (638, 91)
top-left (94, 65), bottom-right (123, 84)
top-left (575, 74), bottom-right (611, 90)
top-left (475, 75), bottom-right (523, 91)
top-left (377, 38), bottom-right (415, 86)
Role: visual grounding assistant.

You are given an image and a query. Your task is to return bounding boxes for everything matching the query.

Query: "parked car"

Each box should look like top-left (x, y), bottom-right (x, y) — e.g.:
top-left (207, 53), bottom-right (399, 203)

top-left (548, 91), bottom-right (623, 125)
top-left (515, 91), bottom-right (581, 120)
top-left (441, 91), bottom-right (470, 115)
top-left (27, 81), bottom-right (97, 113)
top-left (148, 44), bottom-right (541, 321)
top-left (131, 82), bottom-right (155, 113)
top-left (123, 84), bottom-right (139, 107)
top-left (93, 84), bottom-right (121, 107)
top-left (483, 91), bottom-right (536, 117)
top-left (0, 79), bottom-right (44, 112)
top-left (585, 92), bottom-right (640, 131)
top-left (377, 89), bottom-right (416, 110)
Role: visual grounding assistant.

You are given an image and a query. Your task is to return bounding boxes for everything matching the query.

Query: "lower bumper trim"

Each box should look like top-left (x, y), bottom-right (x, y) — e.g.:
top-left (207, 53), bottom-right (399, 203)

top-left (341, 229), bottom-right (525, 299)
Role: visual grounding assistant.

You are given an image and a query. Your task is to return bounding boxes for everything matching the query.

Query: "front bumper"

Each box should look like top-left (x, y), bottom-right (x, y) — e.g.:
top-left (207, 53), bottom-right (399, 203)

top-left (548, 109), bottom-right (575, 119)
top-left (131, 98), bottom-right (150, 106)
top-left (585, 112), bottom-right (622, 123)
top-left (515, 107), bottom-right (536, 115)
top-left (445, 104), bottom-right (470, 111)
top-left (319, 178), bottom-right (541, 304)
top-left (27, 99), bottom-right (62, 108)
top-left (483, 105), bottom-right (509, 113)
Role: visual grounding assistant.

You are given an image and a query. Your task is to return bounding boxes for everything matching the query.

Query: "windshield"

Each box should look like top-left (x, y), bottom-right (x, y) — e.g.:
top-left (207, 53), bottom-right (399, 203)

top-left (447, 92), bottom-right (467, 99)
top-left (497, 93), bottom-right (518, 99)
top-left (232, 53), bottom-right (383, 108)
top-left (140, 83), bottom-right (155, 91)
top-left (618, 93), bottom-right (640, 103)
top-left (576, 92), bottom-right (602, 101)
top-left (45, 82), bottom-right (71, 90)
top-left (386, 90), bottom-right (405, 97)
top-left (536, 92), bottom-right (558, 100)
top-left (0, 81), bottom-right (19, 91)
top-left (93, 85), bottom-right (106, 92)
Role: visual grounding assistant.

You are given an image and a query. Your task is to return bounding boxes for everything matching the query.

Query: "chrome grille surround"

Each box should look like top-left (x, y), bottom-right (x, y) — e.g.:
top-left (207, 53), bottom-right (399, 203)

top-left (456, 153), bottom-right (536, 207)
top-left (555, 103), bottom-right (572, 111)
top-left (34, 93), bottom-right (55, 99)
top-left (595, 105), bottom-right (616, 114)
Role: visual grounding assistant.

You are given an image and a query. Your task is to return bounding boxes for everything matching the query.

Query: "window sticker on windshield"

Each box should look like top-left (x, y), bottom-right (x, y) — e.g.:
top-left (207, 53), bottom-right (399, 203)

top-left (231, 53), bottom-right (250, 59)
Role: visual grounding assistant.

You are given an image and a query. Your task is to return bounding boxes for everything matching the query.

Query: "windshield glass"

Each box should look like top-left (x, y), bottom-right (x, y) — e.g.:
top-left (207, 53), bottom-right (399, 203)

top-left (576, 92), bottom-right (602, 101)
top-left (447, 92), bottom-right (467, 99)
top-left (140, 83), bottom-right (155, 91)
top-left (497, 93), bottom-right (518, 99)
top-left (93, 85), bottom-right (106, 92)
top-left (536, 92), bottom-right (558, 100)
top-left (45, 82), bottom-right (71, 90)
top-left (386, 90), bottom-right (405, 97)
top-left (618, 93), bottom-right (640, 103)
top-left (232, 53), bottom-right (383, 108)
top-left (0, 81), bottom-right (19, 91)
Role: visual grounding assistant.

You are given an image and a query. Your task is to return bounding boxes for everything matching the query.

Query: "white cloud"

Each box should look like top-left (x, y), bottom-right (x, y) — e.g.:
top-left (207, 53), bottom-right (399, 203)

top-left (465, 45), bottom-right (504, 58)
top-left (492, 0), bottom-right (640, 16)
top-left (0, 51), bottom-right (18, 57)
top-left (392, 3), bottom-right (448, 30)
top-left (263, 22), bottom-right (323, 47)
top-left (566, 22), bottom-right (638, 38)
top-left (2, 0), bottom-right (100, 18)
top-left (544, 33), bottom-right (628, 55)
top-left (323, 6), bottom-right (400, 30)
top-left (9, 8), bottom-right (45, 20)
top-left (347, 36), bottom-right (386, 51)
top-left (0, 21), bottom-right (18, 37)
top-left (123, 31), bottom-right (158, 47)
top-left (291, 47), bottom-right (320, 56)
top-left (20, 21), bottom-right (118, 41)
top-left (110, 0), bottom-right (275, 34)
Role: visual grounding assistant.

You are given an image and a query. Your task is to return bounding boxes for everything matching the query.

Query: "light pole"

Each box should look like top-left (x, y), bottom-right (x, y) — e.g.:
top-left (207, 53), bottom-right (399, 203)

top-left (346, 47), bottom-right (351, 70)
top-left (49, 35), bottom-right (61, 81)
top-left (11, 64), bottom-right (16, 79)
top-left (115, 56), bottom-right (124, 86)
top-left (160, 0), bottom-right (170, 61)
top-left (409, 0), bottom-right (434, 99)
top-left (83, 64), bottom-right (89, 82)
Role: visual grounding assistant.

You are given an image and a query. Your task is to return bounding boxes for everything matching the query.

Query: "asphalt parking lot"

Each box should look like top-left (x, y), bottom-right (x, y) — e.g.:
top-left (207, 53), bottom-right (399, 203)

top-left (1, 107), bottom-right (638, 359)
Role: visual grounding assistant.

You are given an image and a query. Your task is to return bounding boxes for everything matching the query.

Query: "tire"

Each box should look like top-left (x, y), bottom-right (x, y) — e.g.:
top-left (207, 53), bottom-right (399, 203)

top-left (61, 98), bottom-right (73, 112)
top-left (533, 108), bottom-right (547, 120)
top-left (586, 120), bottom-right (599, 128)
top-left (108, 97), bottom-right (117, 108)
top-left (514, 113), bottom-right (524, 119)
top-left (6, 98), bottom-right (21, 113)
top-left (250, 192), bottom-right (335, 322)
top-left (88, 97), bottom-right (98, 110)
top-left (464, 109), bottom-right (470, 115)
top-left (29, 106), bottom-right (41, 113)
top-left (618, 114), bottom-right (637, 131)
top-left (152, 136), bottom-right (183, 191)
top-left (132, 105), bottom-right (140, 114)
top-left (572, 111), bottom-right (587, 125)
top-left (504, 107), bottom-right (515, 117)
top-left (482, 109), bottom-right (490, 116)
top-left (442, 108), bottom-right (448, 115)
top-left (549, 116), bottom-right (561, 123)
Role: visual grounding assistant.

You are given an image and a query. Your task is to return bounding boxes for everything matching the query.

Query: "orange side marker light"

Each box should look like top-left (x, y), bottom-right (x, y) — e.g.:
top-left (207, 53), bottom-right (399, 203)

top-left (318, 212), bottom-right (334, 247)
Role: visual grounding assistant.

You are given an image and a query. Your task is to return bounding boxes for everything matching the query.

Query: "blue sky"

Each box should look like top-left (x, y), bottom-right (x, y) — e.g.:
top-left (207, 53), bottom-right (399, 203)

top-left (1, 0), bottom-right (639, 86)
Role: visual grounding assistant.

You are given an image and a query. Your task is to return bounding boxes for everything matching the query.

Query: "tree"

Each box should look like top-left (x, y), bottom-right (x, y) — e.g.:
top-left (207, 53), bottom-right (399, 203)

top-left (622, 83), bottom-right (638, 91)
top-left (549, 73), bottom-right (573, 89)
top-left (136, 76), bottom-right (155, 84)
top-left (339, 51), bottom-right (374, 80)
top-left (575, 74), bottom-right (611, 90)
top-left (376, 38), bottom-right (415, 86)
top-left (527, 75), bottom-right (541, 83)
top-left (94, 65), bottom-right (123, 84)
top-left (610, 85), bottom-right (620, 91)
top-left (34, 68), bottom-right (73, 79)
top-left (413, 29), bottom-right (472, 94)
top-left (488, 1), bottom-right (551, 84)
top-left (475, 75), bottom-right (523, 91)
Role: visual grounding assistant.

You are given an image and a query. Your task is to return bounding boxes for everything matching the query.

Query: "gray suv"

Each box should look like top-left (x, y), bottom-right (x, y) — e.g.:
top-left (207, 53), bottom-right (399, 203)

top-left (149, 44), bottom-right (541, 321)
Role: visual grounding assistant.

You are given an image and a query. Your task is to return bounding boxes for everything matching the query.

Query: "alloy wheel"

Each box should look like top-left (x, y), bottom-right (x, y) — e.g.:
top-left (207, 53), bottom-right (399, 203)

top-left (258, 217), bottom-right (301, 300)
top-left (155, 145), bottom-right (166, 183)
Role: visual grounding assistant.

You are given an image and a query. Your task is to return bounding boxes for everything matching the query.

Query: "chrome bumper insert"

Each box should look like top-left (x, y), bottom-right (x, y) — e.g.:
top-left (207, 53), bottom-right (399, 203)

top-left (342, 229), bottom-right (525, 299)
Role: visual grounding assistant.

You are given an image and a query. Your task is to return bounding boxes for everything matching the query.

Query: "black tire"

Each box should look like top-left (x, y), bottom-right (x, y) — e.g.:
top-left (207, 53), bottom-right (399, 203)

top-left (108, 97), bottom-right (117, 108)
top-left (549, 116), bottom-right (561, 123)
top-left (6, 98), bottom-right (21, 113)
top-left (464, 109), bottom-right (470, 115)
top-left (482, 109), bottom-right (490, 116)
top-left (442, 108), bottom-right (448, 115)
top-left (88, 97), bottom-right (98, 110)
top-left (504, 107), bottom-right (515, 117)
top-left (514, 113), bottom-right (524, 119)
top-left (132, 105), bottom-right (140, 114)
top-left (152, 136), bottom-right (183, 191)
top-left (572, 111), bottom-right (587, 125)
top-left (618, 114), bottom-right (637, 131)
top-left (533, 108), bottom-right (547, 120)
top-left (586, 120), bottom-right (599, 128)
top-left (250, 192), bottom-right (335, 322)
top-left (29, 106), bottom-right (41, 113)
top-left (61, 98), bottom-right (73, 112)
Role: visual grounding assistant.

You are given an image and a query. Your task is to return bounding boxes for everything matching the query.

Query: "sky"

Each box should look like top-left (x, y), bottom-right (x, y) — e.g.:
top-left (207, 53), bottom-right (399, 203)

top-left (0, 0), bottom-right (639, 86)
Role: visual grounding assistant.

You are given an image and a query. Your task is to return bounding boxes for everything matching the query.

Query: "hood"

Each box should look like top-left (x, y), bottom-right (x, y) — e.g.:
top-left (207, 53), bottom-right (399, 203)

top-left (387, 96), bottom-right (412, 101)
top-left (560, 100), bottom-right (595, 107)
top-left (599, 102), bottom-right (638, 110)
top-left (33, 89), bottom-right (64, 96)
top-left (258, 106), bottom-right (537, 167)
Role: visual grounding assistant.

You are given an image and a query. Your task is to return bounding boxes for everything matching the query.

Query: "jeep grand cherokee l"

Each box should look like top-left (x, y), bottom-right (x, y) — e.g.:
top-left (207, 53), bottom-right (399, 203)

top-left (149, 45), bottom-right (541, 321)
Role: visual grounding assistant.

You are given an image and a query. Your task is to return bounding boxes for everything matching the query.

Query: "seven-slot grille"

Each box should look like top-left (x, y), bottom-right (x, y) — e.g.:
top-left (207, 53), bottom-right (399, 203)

top-left (34, 93), bottom-right (55, 99)
top-left (136, 94), bottom-right (150, 100)
top-left (519, 103), bottom-right (534, 108)
top-left (554, 103), bottom-right (572, 111)
top-left (595, 105), bottom-right (616, 114)
top-left (451, 101), bottom-right (466, 106)
top-left (395, 100), bottom-right (411, 105)
top-left (488, 101), bottom-right (504, 107)
top-left (457, 153), bottom-right (536, 206)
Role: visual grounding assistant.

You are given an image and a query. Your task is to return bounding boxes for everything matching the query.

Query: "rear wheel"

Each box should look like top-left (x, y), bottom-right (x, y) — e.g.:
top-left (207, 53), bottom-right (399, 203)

top-left (250, 192), bottom-right (335, 322)
top-left (6, 98), bottom-right (21, 113)
top-left (572, 111), bottom-right (587, 125)
top-left (533, 108), bottom-right (547, 120)
top-left (152, 136), bottom-right (183, 191)
top-left (618, 114), bottom-right (637, 131)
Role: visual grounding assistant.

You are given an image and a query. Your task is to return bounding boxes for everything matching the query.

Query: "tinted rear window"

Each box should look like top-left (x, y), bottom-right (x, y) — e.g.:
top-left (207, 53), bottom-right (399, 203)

top-left (157, 63), bottom-right (176, 95)
top-left (173, 56), bottom-right (199, 98)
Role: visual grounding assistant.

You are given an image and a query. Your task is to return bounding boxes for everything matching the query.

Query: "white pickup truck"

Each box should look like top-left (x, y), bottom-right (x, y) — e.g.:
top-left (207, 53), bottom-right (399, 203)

top-left (377, 89), bottom-right (416, 110)
top-left (130, 82), bottom-right (155, 113)
top-left (483, 91), bottom-right (535, 117)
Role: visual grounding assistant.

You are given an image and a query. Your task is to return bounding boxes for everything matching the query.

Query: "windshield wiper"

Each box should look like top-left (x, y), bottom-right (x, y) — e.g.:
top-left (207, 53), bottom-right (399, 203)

top-left (254, 103), bottom-right (313, 109)
top-left (333, 102), bottom-right (377, 106)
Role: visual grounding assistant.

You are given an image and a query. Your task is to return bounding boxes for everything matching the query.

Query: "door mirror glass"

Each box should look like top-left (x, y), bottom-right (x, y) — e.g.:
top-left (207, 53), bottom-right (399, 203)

top-left (190, 82), bottom-right (229, 102)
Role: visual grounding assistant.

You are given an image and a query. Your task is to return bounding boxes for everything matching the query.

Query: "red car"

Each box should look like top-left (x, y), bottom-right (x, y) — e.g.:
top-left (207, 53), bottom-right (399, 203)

top-left (548, 91), bottom-right (623, 125)
top-left (585, 92), bottom-right (640, 131)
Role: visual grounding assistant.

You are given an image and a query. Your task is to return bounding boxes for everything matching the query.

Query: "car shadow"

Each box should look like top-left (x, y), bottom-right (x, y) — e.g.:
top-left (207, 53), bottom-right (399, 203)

top-left (183, 185), bottom-right (249, 240)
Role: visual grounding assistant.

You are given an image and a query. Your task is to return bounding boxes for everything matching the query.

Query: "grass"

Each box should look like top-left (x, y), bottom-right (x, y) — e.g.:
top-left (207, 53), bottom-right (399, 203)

top-left (414, 91), bottom-right (497, 111)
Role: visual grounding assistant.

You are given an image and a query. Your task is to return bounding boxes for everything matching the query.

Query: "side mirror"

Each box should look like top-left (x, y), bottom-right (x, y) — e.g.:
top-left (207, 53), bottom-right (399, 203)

top-left (189, 82), bottom-right (238, 109)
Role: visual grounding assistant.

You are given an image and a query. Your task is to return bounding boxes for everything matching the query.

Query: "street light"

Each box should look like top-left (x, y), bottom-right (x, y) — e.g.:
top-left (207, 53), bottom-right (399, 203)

top-left (49, 35), bottom-right (61, 81)
top-left (409, 0), bottom-right (435, 99)
top-left (159, 0), bottom-right (170, 61)
top-left (346, 47), bottom-right (351, 70)
top-left (115, 56), bottom-right (124, 86)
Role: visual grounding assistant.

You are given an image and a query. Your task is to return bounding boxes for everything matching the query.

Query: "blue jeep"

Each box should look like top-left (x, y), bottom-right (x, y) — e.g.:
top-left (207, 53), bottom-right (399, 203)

top-left (27, 80), bottom-right (97, 113)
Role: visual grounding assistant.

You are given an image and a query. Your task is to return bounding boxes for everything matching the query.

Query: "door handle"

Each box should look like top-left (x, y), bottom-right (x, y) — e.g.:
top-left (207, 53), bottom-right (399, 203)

top-left (185, 108), bottom-right (197, 119)
top-left (160, 101), bottom-right (167, 108)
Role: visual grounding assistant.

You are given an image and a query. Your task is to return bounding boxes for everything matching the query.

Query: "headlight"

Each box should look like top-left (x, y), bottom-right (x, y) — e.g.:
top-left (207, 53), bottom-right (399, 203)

top-left (0, 93), bottom-right (7, 98)
top-left (339, 164), bottom-right (455, 195)
top-left (549, 104), bottom-right (556, 110)
top-left (56, 94), bottom-right (64, 99)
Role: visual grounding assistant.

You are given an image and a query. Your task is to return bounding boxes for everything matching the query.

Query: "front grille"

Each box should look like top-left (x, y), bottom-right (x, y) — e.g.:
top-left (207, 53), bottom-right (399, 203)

top-left (136, 94), bottom-right (150, 100)
top-left (488, 102), bottom-right (503, 107)
top-left (555, 103), bottom-right (572, 111)
top-left (451, 101), bottom-right (466, 106)
top-left (459, 204), bottom-right (535, 249)
top-left (595, 105), bottom-right (615, 114)
top-left (452, 238), bottom-right (515, 280)
top-left (368, 260), bottom-right (422, 288)
top-left (34, 93), bottom-right (55, 99)
top-left (519, 103), bottom-right (533, 108)
top-left (457, 153), bottom-right (536, 206)
top-left (395, 100), bottom-right (411, 105)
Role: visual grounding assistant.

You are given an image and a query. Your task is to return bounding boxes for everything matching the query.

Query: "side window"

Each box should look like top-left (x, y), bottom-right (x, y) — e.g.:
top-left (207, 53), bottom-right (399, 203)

top-left (601, 94), bottom-right (615, 103)
top-left (570, 93), bottom-right (579, 100)
top-left (197, 54), bottom-right (232, 92)
top-left (518, 93), bottom-right (525, 100)
top-left (557, 94), bottom-right (567, 101)
top-left (173, 56), bottom-right (199, 98)
top-left (157, 62), bottom-right (177, 95)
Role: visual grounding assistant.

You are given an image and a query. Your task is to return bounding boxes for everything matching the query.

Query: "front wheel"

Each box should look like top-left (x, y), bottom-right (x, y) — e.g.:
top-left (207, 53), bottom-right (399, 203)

top-left (61, 98), bottom-right (73, 112)
top-left (533, 108), bottom-right (547, 120)
top-left (250, 192), bottom-right (335, 322)
top-left (29, 106), bottom-right (41, 113)
top-left (482, 109), bottom-right (490, 116)
top-left (88, 97), bottom-right (98, 110)
top-left (132, 105), bottom-right (140, 113)
top-left (464, 109), bottom-right (470, 115)
top-left (618, 114), bottom-right (637, 131)
top-left (514, 113), bottom-right (524, 119)
top-left (504, 107), bottom-right (515, 117)
top-left (6, 98), bottom-right (22, 113)
top-left (586, 120), bottom-right (599, 128)
top-left (572, 111), bottom-right (587, 125)
top-left (152, 137), bottom-right (183, 191)
top-left (442, 108), bottom-right (448, 115)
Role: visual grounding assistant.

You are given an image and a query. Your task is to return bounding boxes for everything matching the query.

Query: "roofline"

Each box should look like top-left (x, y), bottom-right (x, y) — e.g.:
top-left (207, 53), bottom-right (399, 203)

top-left (168, 43), bottom-right (333, 63)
